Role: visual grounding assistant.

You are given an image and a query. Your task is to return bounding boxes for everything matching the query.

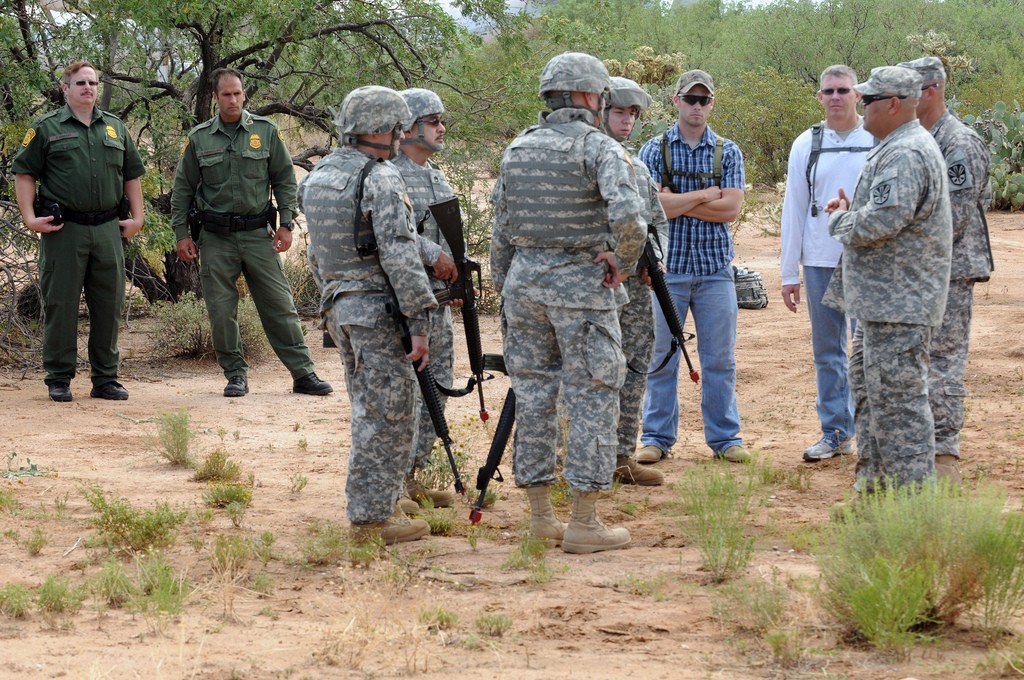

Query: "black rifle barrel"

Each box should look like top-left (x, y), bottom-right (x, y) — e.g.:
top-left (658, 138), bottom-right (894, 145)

top-left (640, 240), bottom-right (700, 384)
top-left (470, 387), bottom-right (515, 525)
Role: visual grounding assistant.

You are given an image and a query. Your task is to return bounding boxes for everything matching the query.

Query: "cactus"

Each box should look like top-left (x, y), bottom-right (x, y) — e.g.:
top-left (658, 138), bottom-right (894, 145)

top-left (964, 101), bottom-right (1024, 210)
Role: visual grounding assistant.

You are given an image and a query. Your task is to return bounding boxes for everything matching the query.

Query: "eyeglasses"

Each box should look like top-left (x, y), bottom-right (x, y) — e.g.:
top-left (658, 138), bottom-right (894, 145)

top-left (421, 116), bottom-right (445, 127)
top-left (860, 93), bottom-right (907, 107)
top-left (678, 94), bottom-right (713, 107)
top-left (71, 79), bottom-right (99, 87)
top-left (921, 83), bottom-right (940, 91)
top-left (820, 87), bottom-right (851, 96)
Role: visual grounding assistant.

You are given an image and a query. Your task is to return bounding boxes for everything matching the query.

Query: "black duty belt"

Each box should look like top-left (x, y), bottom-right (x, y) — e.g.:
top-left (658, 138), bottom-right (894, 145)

top-left (64, 206), bottom-right (119, 226)
top-left (202, 211), bottom-right (267, 234)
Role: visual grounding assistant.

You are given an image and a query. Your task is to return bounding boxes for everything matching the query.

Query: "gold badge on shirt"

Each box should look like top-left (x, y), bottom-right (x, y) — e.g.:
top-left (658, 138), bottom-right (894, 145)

top-left (277, 130), bottom-right (285, 142)
top-left (106, 125), bottom-right (118, 139)
top-left (21, 128), bottom-right (36, 147)
top-left (250, 134), bottom-right (261, 150)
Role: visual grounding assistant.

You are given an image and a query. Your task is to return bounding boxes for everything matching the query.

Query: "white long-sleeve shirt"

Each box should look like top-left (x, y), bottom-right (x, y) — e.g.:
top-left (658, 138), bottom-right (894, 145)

top-left (780, 120), bottom-right (874, 285)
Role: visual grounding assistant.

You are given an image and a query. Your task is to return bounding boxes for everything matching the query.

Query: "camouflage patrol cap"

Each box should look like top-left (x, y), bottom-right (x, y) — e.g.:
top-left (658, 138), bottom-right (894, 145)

top-left (897, 56), bottom-right (947, 83)
top-left (675, 69), bottom-right (715, 96)
top-left (335, 86), bottom-right (411, 141)
top-left (399, 88), bottom-right (444, 128)
top-left (855, 66), bottom-right (923, 98)
top-left (609, 77), bottom-right (652, 111)
top-left (538, 52), bottom-right (612, 97)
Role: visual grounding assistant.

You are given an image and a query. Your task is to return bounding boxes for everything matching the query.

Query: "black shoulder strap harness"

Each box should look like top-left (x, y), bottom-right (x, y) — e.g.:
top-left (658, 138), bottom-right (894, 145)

top-left (661, 132), bottom-right (724, 190)
top-left (805, 123), bottom-right (874, 216)
top-left (353, 157), bottom-right (382, 256)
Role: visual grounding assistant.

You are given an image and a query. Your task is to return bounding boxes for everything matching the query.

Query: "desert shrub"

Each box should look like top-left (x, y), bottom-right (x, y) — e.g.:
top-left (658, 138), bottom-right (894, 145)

top-left (712, 69), bottom-right (823, 187)
top-left (156, 407), bottom-right (195, 468)
top-left (820, 481), bottom-right (1024, 650)
top-left (675, 463), bottom-right (755, 583)
top-left (192, 449), bottom-right (241, 483)
top-left (130, 551), bottom-right (190, 620)
top-left (36, 575), bottom-right (86, 615)
top-left (300, 520), bottom-right (353, 566)
top-left (92, 558), bottom-right (136, 608)
top-left (83, 485), bottom-right (188, 554)
top-left (151, 291), bottom-right (269, 360)
top-left (0, 583), bottom-right (32, 618)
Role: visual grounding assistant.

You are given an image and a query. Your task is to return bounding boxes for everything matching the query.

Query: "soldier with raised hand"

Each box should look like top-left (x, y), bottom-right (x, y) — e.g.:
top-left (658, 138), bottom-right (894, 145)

top-left (13, 59), bottom-right (146, 403)
top-left (490, 52), bottom-right (647, 554)
top-left (171, 67), bottom-right (331, 399)
top-left (394, 88), bottom-right (459, 510)
top-left (898, 56), bottom-right (994, 484)
top-left (823, 66), bottom-right (953, 492)
top-left (299, 86), bottom-right (436, 545)
top-left (604, 76), bottom-right (667, 487)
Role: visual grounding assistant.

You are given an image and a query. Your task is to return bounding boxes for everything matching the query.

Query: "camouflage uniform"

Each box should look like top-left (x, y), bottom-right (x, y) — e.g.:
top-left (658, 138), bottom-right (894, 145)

top-left (392, 150), bottom-right (456, 470)
top-left (618, 161), bottom-right (670, 457)
top-left (300, 87), bottom-right (436, 524)
top-left (824, 66), bottom-right (953, 490)
top-left (490, 104), bottom-right (646, 492)
top-left (899, 57), bottom-right (995, 460)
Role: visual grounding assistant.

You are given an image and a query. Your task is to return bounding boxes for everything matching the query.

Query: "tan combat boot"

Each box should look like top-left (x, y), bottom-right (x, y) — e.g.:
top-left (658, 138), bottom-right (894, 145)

top-left (352, 505), bottom-right (430, 546)
top-left (405, 473), bottom-right (455, 508)
top-left (935, 454), bottom-right (963, 485)
top-left (562, 491), bottom-right (631, 554)
top-left (526, 485), bottom-right (566, 545)
top-left (613, 455), bottom-right (664, 486)
top-left (397, 497), bottom-right (420, 515)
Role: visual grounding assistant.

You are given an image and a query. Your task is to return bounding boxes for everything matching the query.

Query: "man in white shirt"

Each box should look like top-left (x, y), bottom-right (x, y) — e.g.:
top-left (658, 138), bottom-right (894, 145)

top-left (780, 65), bottom-right (874, 462)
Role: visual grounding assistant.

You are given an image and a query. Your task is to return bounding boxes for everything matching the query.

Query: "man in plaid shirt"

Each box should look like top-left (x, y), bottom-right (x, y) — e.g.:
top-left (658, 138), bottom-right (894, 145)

top-left (635, 69), bottom-right (750, 464)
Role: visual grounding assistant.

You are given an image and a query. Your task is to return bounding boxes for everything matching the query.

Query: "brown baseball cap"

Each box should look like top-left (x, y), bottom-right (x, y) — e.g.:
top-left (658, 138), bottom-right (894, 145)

top-left (675, 69), bottom-right (715, 96)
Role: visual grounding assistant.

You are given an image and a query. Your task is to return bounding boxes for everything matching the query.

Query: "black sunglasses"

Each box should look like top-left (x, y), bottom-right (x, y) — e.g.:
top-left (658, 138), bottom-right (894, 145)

top-left (860, 93), bottom-right (907, 107)
top-left (71, 79), bottom-right (99, 87)
top-left (421, 116), bottom-right (445, 127)
top-left (679, 94), bottom-right (713, 107)
top-left (820, 87), bottom-right (852, 96)
top-left (920, 83), bottom-right (940, 91)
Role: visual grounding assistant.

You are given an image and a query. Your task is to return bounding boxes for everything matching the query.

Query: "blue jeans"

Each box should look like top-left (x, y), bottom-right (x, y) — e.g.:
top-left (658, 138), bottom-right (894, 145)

top-left (804, 266), bottom-right (854, 441)
top-left (641, 264), bottom-right (742, 455)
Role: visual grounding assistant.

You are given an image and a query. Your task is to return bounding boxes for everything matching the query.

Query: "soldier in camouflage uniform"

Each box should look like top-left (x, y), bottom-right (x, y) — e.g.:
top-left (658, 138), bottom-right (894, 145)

top-left (898, 56), bottom-right (994, 484)
top-left (13, 59), bottom-right (146, 403)
top-left (171, 68), bottom-right (331, 399)
top-left (490, 53), bottom-right (647, 554)
top-left (604, 77), bottom-right (668, 487)
top-left (823, 66), bottom-right (953, 492)
top-left (299, 86), bottom-right (436, 544)
top-left (394, 88), bottom-right (459, 509)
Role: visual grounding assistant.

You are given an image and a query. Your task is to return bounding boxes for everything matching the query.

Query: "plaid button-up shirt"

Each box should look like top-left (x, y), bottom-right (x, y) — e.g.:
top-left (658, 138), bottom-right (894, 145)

top-left (637, 124), bottom-right (745, 276)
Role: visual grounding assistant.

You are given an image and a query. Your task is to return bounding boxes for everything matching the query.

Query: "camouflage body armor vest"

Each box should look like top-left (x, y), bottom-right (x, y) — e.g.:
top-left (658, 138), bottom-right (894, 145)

top-left (503, 121), bottom-right (612, 249)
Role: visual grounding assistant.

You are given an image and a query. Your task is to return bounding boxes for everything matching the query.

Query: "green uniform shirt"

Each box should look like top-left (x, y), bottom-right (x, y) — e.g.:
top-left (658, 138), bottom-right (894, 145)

top-left (12, 104), bottom-right (145, 212)
top-left (170, 110), bottom-right (297, 240)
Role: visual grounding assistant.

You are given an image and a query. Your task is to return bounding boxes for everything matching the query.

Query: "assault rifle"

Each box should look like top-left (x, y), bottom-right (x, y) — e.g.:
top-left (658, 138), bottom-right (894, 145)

top-left (469, 354), bottom-right (514, 525)
top-left (428, 197), bottom-right (492, 421)
top-left (389, 298), bottom-right (466, 496)
top-left (639, 236), bottom-right (699, 384)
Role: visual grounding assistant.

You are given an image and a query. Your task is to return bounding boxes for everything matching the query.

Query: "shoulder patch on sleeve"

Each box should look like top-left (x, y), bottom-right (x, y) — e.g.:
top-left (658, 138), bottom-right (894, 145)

top-left (21, 128), bottom-right (36, 147)
top-left (180, 138), bottom-right (190, 157)
top-left (945, 148), bottom-right (973, 192)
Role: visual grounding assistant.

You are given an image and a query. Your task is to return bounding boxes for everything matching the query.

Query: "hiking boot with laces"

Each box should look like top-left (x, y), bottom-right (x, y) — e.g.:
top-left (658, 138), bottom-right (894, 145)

top-left (715, 445), bottom-right (751, 463)
top-left (405, 474), bottom-right (455, 508)
top-left (293, 372), bottom-right (333, 396)
top-left (635, 444), bottom-right (666, 464)
top-left (48, 381), bottom-right (72, 402)
top-left (613, 455), bottom-right (664, 486)
top-left (223, 375), bottom-right (248, 397)
top-left (90, 381), bottom-right (129, 400)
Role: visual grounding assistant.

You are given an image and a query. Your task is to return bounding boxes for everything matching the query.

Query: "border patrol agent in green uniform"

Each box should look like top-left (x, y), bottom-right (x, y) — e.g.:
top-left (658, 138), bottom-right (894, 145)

top-left (13, 59), bottom-right (146, 403)
top-left (171, 68), bottom-right (331, 398)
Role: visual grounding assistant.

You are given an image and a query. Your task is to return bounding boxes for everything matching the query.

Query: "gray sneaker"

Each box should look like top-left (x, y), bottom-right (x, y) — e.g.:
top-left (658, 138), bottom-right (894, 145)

top-left (803, 436), bottom-right (854, 462)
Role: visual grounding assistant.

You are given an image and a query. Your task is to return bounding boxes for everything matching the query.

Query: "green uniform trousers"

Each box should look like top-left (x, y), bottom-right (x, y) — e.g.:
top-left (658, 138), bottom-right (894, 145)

top-left (198, 227), bottom-right (314, 379)
top-left (39, 219), bottom-right (124, 386)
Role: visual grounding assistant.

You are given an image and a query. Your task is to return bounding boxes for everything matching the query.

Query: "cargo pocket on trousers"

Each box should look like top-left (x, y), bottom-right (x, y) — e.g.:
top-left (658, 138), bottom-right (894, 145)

top-left (357, 346), bottom-right (415, 424)
top-left (584, 320), bottom-right (626, 390)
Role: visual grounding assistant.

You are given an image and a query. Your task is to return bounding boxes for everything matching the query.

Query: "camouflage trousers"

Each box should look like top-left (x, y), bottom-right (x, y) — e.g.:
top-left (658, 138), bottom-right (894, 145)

top-left (851, 321), bottom-right (935, 491)
top-left (928, 280), bottom-right (975, 457)
top-left (411, 304), bottom-right (454, 469)
top-left (325, 301), bottom-right (417, 524)
top-left (617, 277), bottom-right (655, 458)
top-left (502, 298), bottom-right (625, 492)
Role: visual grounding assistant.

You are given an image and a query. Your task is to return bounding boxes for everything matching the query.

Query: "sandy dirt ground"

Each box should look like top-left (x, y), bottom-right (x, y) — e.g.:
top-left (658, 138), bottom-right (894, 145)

top-left (0, 213), bottom-right (1022, 680)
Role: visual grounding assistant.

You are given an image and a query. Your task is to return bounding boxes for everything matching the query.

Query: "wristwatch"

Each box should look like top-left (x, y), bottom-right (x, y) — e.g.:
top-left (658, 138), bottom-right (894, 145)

top-left (279, 222), bottom-right (293, 231)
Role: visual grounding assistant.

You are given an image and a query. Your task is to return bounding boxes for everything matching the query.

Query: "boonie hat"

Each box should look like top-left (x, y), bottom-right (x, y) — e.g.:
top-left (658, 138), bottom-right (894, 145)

top-left (897, 56), bottom-right (947, 83)
top-left (854, 66), bottom-right (922, 98)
